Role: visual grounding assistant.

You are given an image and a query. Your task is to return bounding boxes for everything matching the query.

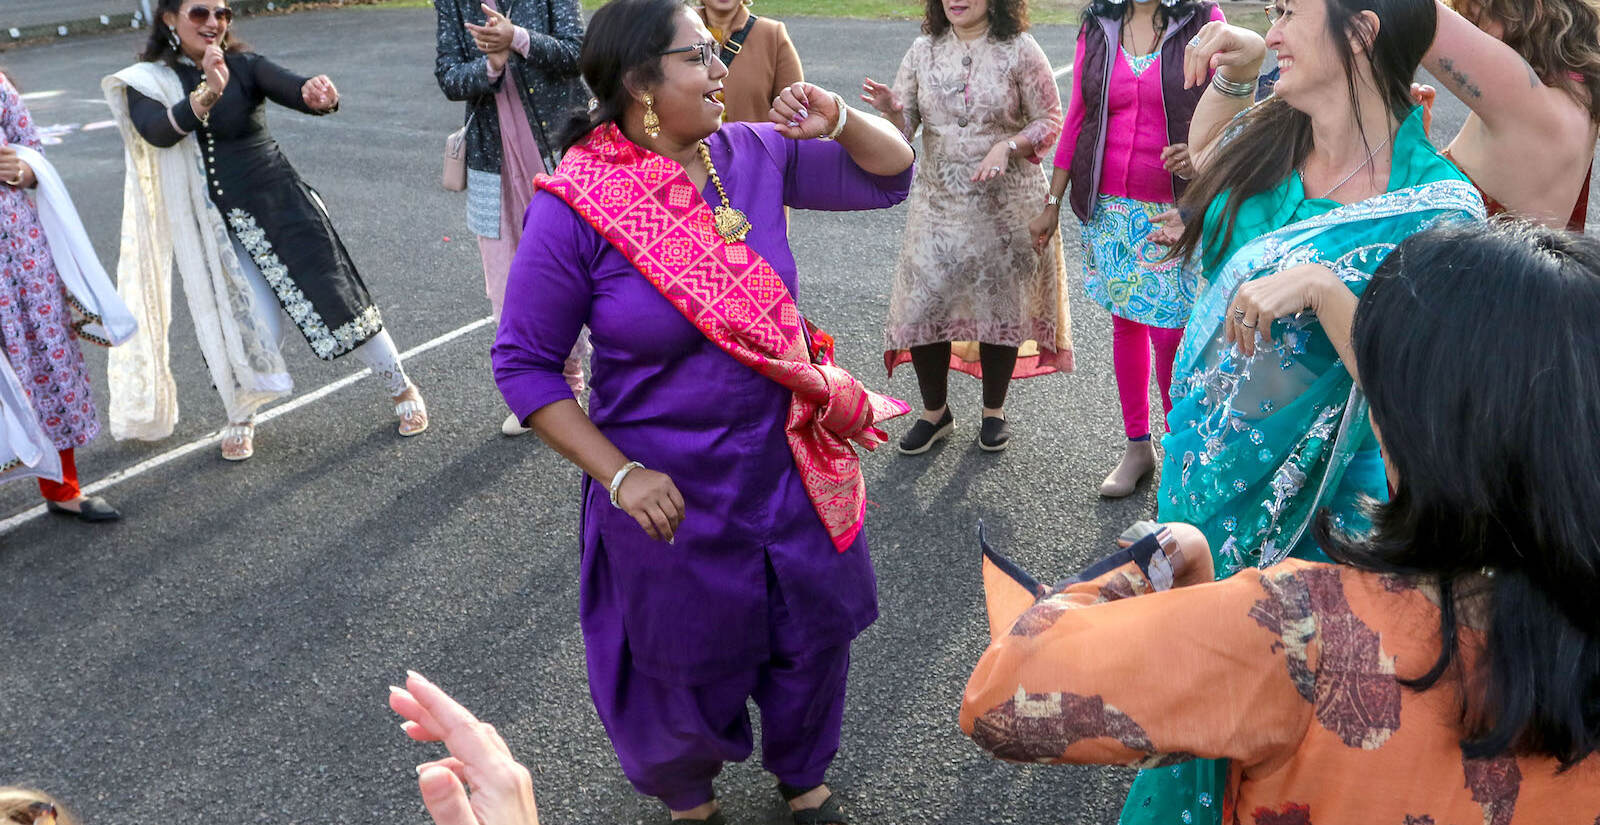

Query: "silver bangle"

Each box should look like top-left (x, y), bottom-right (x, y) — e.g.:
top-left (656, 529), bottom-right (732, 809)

top-left (1211, 73), bottom-right (1256, 98)
top-left (608, 461), bottom-right (644, 508)
top-left (818, 92), bottom-right (849, 141)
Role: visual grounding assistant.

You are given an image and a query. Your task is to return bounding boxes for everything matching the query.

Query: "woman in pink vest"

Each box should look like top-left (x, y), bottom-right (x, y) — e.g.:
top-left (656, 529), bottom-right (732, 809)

top-left (1030, 0), bottom-right (1224, 497)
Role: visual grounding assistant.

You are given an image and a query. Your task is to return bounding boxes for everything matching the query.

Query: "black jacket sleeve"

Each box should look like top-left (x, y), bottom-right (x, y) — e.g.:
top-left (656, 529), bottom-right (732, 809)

top-left (126, 87), bottom-right (202, 148)
top-left (248, 54), bottom-right (326, 115)
top-left (512, 0), bottom-right (582, 76)
top-left (435, 0), bottom-right (499, 102)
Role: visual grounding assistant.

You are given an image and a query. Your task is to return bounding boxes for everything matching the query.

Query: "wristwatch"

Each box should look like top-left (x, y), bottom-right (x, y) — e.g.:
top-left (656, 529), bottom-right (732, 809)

top-left (1045, 193), bottom-right (1061, 207)
top-left (1007, 139), bottom-right (1018, 153)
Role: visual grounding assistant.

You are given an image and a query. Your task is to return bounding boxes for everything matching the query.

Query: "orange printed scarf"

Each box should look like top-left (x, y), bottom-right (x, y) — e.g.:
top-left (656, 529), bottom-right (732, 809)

top-left (536, 124), bottom-right (909, 550)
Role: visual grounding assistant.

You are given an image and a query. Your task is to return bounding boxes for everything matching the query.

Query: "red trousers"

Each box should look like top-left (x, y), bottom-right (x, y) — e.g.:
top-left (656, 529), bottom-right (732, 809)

top-left (38, 448), bottom-right (80, 502)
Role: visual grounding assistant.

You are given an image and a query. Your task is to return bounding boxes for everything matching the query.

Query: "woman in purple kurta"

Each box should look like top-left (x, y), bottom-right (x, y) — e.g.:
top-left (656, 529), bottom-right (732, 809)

top-left (491, 2), bottom-right (914, 821)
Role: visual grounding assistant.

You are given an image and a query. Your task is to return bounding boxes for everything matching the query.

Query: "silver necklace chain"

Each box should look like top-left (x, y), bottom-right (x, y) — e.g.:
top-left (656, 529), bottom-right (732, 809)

top-left (1302, 132), bottom-right (1393, 200)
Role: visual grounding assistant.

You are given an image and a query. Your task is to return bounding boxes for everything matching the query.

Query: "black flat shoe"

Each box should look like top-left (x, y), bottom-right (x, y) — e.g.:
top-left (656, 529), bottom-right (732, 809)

top-left (898, 409), bottom-right (954, 455)
top-left (672, 811), bottom-right (727, 824)
top-left (779, 783), bottom-right (849, 825)
top-left (46, 496), bottom-right (121, 523)
top-left (978, 416), bottom-right (1011, 452)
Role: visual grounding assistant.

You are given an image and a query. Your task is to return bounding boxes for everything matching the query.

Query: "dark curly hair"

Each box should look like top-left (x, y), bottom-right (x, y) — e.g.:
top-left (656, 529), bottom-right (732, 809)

top-left (923, 0), bottom-right (1030, 41)
top-left (139, 0), bottom-right (250, 67)
top-left (1457, 0), bottom-right (1600, 122)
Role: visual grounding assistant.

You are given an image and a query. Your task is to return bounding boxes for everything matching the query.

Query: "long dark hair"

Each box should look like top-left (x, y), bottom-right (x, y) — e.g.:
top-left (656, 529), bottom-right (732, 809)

top-left (561, 0), bottom-right (683, 152)
top-left (139, 0), bottom-right (249, 67)
top-left (923, 0), bottom-right (1030, 41)
top-left (1081, 0), bottom-right (1205, 45)
top-left (1317, 220), bottom-right (1600, 766)
top-left (1171, 0), bottom-right (1436, 264)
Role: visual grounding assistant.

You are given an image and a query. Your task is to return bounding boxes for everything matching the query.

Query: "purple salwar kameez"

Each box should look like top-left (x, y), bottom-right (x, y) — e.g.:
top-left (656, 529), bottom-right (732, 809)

top-left (493, 121), bottom-right (911, 807)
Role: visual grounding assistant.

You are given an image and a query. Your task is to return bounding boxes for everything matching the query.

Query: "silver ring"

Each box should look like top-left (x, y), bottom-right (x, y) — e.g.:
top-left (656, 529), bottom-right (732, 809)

top-left (1188, 35), bottom-right (1202, 47)
top-left (1232, 308), bottom-right (1246, 318)
top-left (1240, 320), bottom-right (1258, 329)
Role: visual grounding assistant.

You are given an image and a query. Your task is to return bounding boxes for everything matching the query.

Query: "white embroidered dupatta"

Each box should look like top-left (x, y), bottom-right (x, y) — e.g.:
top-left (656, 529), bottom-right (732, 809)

top-left (102, 62), bottom-right (290, 441)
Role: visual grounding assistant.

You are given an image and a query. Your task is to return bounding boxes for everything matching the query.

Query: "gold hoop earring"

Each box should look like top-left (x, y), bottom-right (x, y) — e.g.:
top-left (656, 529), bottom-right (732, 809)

top-left (642, 93), bottom-right (661, 139)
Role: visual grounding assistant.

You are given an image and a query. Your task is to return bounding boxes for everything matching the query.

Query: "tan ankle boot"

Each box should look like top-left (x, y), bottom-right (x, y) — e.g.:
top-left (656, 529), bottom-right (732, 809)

top-left (1099, 439), bottom-right (1157, 498)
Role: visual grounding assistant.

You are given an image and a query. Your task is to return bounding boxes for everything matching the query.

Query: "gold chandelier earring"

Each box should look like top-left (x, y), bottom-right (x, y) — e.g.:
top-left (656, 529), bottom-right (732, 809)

top-left (642, 93), bottom-right (661, 139)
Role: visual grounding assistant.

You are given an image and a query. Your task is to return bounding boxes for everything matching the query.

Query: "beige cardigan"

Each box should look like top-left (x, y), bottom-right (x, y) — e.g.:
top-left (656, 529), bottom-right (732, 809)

top-left (700, 6), bottom-right (804, 124)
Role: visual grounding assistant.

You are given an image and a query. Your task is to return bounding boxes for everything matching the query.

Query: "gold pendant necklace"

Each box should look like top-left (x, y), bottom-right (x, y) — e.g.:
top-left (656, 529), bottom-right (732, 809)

top-left (698, 141), bottom-right (751, 244)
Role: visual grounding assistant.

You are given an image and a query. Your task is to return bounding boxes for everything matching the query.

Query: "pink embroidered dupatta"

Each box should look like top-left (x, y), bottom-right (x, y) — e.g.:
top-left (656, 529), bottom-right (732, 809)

top-left (536, 124), bottom-right (909, 551)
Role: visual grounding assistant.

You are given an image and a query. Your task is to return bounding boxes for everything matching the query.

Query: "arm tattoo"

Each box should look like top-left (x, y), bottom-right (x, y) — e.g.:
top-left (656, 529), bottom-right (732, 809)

top-left (1438, 57), bottom-right (1483, 100)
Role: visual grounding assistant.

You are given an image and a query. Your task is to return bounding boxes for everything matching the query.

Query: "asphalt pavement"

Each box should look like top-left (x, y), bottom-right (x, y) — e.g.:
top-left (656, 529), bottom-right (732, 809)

top-left (0, 6), bottom-right (1559, 825)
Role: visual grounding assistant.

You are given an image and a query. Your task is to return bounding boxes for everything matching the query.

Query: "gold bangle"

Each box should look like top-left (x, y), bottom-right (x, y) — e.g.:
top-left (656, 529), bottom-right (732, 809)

top-left (3, 170), bottom-right (23, 187)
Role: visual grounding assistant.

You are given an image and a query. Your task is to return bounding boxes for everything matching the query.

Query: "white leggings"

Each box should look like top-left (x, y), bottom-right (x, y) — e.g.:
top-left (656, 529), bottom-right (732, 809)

top-left (233, 235), bottom-right (412, 403)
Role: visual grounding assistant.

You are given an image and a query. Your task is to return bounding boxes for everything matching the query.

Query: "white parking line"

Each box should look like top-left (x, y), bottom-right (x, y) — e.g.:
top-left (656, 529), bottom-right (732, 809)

top-left (1054, 64), bottom-right (1072, 79)
top-left (0, 315), bottom-right (495, 536)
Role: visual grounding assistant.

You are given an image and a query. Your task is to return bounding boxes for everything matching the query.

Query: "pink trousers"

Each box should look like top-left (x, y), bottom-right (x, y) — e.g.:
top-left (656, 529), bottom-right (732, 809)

top-left (1112, 314), bottom-right (1185, 441)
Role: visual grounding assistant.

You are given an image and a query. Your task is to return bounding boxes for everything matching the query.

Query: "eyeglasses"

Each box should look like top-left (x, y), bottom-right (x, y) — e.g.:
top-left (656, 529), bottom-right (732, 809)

top-left (23, 802), bottom-right (58, 825)
top-left (660, 42), bottom-right (714, 68)
top-left (186, 5), bottom-right (235, 24)
top-left (1264, 3), bottom-right (1293, 25)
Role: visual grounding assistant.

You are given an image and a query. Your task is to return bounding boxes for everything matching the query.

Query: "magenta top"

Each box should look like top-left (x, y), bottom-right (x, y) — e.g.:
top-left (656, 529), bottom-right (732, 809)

top-left (1055, 4), bottom-right (1227, 204)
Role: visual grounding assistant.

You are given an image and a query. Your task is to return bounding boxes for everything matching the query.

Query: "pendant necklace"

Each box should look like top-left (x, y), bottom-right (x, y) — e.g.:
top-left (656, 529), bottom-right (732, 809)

top-left (1301, 132), bottom-right (1392, 200)
top-left (698, 141), bottom-right (751, 244)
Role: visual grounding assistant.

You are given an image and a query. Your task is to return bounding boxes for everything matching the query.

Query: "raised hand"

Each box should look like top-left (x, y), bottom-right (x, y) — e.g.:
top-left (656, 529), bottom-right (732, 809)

top-left (769, 81), bottom-right (841, 141)
top-left (388, 672), bottom-right (541, 825)
top-left (302, 75), bottom-right (339, 112)
top-left (467, 4), bottom-right (516, 56)
top-left (858, 76), bottom-right (902, 117)
top-left (202, 43), bottom-right (230, 93)
top-left (1182, 21), bottom-right (1266, 89)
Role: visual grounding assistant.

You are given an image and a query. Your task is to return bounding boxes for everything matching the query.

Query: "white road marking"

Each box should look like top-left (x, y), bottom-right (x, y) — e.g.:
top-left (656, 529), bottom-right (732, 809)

top-left (1054, 64), bottom-right (1072, 79)
top-left (0, 315), bottom-right (495, 536)
top-left (19, 89), bottom-right (65, 101)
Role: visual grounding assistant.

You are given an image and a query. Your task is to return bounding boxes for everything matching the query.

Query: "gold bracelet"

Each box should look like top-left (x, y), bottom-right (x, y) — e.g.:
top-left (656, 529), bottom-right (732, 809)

top-left (3, 170), bottom-right (23, 187)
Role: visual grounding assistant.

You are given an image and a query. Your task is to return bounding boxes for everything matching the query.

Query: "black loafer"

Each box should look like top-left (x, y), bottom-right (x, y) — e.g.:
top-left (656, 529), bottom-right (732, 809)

top-left (897, 408), bottom-right (954, 455)
top-left (46, 496), bottom-right (121, 523)
top-left (978, 416), bottom-right (1011, 452)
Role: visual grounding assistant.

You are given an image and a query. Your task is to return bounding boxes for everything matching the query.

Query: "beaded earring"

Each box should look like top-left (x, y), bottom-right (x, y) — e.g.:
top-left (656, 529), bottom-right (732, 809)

top-left (642, 93), bottom-right (661, 139)
top-left (168, 27), bottom-right (181, 51)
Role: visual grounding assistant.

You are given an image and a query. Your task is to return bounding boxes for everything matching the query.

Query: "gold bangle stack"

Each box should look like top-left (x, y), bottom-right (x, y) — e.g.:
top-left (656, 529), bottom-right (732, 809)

top-left (190, 81), bottom-right (221, 126)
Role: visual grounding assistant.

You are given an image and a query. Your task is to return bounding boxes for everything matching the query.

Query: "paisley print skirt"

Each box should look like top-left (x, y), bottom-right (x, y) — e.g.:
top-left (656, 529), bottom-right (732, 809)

top-left (1081, 194), bottom-right (1197, 329)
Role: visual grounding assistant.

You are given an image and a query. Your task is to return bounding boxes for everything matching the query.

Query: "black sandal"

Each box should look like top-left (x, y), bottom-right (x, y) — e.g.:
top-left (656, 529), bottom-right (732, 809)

top-left (672, 811), bottom-right (727, 825)
top-left (778, 783), bottom-right (848, 825)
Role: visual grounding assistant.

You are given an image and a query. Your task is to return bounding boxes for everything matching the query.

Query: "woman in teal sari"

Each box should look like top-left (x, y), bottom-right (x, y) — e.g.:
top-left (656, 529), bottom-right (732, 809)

top-left (1121, 0), bottom-right (1484, 823)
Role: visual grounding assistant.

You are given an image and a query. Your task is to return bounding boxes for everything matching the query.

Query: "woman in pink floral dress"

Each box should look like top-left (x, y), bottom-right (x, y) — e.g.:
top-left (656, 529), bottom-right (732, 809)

top-left (0, 72), bottom-right (120, 522)
top-left (862, 0), bottom-right (1070, 455)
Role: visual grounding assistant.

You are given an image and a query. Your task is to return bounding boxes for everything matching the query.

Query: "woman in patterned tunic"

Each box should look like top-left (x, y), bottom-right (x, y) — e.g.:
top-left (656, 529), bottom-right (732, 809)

top-left (963, 221), bottom-right (1600, 825)
top-left (1120, 1), bottom-right (1483, 822)
top-left (0, 72), bottom-right (120, 521)
top-left (1030, 0), bottom-right (1225, 498)
top-left (862, 0), bottom-right (1069, 454)
top-left (105, 0), bottom-right (428, 461)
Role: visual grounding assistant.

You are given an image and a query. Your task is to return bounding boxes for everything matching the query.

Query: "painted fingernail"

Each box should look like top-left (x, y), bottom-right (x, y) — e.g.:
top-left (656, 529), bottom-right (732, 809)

top-left (406, 669), bottom-right (426, 684)
top-left (788, 120), bottom-right (798, 128)
top-left (389, 685), bottom-right (407, 696)
top-left (798, 108), bottom-right (808, 119)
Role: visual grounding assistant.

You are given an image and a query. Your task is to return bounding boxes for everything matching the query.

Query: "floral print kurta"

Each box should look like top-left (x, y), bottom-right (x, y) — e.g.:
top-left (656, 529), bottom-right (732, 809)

top-left (0, 74), bottom-right (99, 452)
top-left (885, 31), bottom-right (1073, 376)
top-left (961, 545), bottom-right (1600, 824)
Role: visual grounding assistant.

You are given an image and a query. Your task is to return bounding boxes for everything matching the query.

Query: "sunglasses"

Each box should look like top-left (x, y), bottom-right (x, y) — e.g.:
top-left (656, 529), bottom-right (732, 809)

top-left (186, 5), bottom-right (235, 24)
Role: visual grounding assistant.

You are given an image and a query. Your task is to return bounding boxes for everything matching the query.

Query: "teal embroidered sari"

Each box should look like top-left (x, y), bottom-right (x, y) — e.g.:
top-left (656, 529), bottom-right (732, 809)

top-left (1119, 106), bottom-right (1484, 825)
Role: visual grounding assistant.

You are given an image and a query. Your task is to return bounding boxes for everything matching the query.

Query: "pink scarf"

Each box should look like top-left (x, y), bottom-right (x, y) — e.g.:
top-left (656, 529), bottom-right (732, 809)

top-left (536, 124), bottom-right (909, 550)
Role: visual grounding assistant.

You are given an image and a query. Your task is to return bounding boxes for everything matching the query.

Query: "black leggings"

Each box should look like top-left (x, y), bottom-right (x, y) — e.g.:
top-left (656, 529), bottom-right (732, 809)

top-left (907, 342), bottom-right (1019, 412)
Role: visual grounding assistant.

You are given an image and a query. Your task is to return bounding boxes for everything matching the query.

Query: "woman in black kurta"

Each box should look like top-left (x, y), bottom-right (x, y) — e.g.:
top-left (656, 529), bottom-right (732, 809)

top-left (111, 0), bottom-right (427, 459)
